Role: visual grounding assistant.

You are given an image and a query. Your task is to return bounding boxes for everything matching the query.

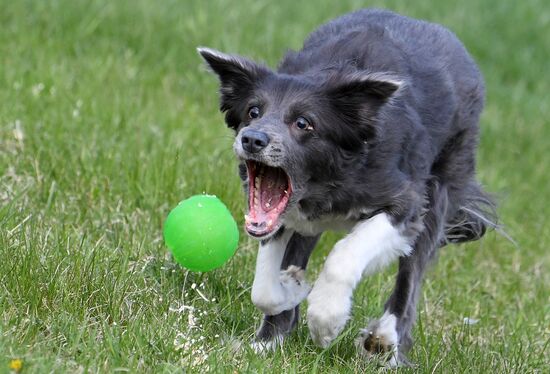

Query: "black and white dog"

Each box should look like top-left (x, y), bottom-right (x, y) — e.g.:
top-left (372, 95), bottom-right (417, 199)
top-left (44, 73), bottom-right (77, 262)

top-left (199, 9), bottom-right (495, 365)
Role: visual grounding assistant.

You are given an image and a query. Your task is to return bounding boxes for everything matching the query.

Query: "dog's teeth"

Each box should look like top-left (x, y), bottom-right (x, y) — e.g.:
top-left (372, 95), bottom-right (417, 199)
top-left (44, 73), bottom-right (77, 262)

top-left (267, 219), bottom-right (273, 226)
top-left (254, 184), bottom-right (260, 200)
top-left (265, 202), bottom-right (270, 208)
top-left (255, 177), bottom-right (260, 187)
top-left (284, 190), bottom-right (288, 195)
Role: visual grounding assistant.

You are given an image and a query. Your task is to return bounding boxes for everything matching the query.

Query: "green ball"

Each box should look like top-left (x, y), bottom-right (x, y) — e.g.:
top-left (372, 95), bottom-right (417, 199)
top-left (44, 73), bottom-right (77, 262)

top-left (163, 195), bottom-right (239, 272)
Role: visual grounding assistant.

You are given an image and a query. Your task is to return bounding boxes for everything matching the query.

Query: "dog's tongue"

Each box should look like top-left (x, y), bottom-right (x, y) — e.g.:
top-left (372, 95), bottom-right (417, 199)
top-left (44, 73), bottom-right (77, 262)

top-left (246, 163), bottom-right (291, 237)
top-left (260, 167), bottom-right (287, 212)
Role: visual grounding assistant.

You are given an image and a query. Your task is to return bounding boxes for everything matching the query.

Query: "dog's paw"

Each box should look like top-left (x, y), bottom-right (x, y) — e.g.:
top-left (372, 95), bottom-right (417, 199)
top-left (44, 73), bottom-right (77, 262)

top-left (280, 265), bottom-right (311, 305)
top-left (307, 280), bottom-right (351, 348)
top-left (250, 335), bottom-right (284, 354)
top-left (252, 266), bottom-right (310, 315)
top-left (308, 312), bottom-right (346, 348)
top-left (356, 313), bottom-right (401, 367)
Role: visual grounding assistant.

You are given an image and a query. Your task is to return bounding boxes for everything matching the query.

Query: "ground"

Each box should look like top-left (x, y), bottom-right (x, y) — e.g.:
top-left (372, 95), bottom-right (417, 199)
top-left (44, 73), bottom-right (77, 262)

top-left (1, 0), bottom-right (549, 372)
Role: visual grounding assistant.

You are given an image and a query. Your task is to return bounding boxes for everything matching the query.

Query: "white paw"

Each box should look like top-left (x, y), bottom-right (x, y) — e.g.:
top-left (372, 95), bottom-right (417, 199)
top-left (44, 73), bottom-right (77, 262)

top-left (250, 335), bottom-right (283, 354)
top-left (252, 265), bottom-right (310, 316)
top-left (357, 313), bottom-right (400, 366)
top-left (307, 280), bottom-right (352, 348)
top-left (280, 265), bottom-right (311, 302)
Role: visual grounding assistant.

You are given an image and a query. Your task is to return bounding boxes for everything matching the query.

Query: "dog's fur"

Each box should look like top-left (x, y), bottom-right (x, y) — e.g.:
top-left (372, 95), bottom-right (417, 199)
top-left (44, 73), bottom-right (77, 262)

top-left (199, 9), bottom-right (496, 365)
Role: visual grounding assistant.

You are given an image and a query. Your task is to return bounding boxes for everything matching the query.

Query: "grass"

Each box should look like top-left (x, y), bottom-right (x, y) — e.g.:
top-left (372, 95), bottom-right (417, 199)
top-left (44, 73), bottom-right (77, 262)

top-left (1, 0), bottom-right (549, 372)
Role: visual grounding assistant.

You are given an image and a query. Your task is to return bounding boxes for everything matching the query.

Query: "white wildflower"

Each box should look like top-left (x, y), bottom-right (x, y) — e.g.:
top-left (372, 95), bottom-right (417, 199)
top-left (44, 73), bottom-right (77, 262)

top-left (463, 317), bottom-right (479, 325)
top-left (32, 83), bottom-right (45, 97)
top-left (188, 310), bottom-right (196, 328)
top-left (13, 120), bottom-right (24, 142)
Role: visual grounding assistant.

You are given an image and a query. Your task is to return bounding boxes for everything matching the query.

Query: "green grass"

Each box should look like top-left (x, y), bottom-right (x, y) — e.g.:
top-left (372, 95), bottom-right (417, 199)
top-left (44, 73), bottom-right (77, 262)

top-left (1, 0), bottom-right (549, 372)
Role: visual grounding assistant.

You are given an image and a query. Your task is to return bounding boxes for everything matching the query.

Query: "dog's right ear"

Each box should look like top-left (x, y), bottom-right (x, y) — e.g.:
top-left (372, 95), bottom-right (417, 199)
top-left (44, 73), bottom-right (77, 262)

top-left (197, 47), bottom-right (271, 129)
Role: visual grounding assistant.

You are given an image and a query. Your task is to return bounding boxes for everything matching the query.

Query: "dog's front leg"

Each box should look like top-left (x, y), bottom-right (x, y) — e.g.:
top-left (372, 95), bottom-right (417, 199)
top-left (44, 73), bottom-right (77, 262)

top-left (252, 230), bottom-right (319, 352)
top-left (251, 228), bottom-right (312, 317)
top-left (307, 213), bottom-right (412, 348)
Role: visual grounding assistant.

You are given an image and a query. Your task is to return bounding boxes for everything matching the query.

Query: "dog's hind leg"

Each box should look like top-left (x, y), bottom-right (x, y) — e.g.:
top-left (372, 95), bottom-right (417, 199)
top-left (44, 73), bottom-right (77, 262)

top-left (357, 180), bottom-right (448, 366)
top-left (252, 229), bottom-right (319, 351)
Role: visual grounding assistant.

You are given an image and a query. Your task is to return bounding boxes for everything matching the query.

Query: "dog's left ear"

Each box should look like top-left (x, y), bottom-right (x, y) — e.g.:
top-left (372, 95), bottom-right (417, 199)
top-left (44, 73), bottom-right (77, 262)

top-left (198, 47), bottom-right (272, 128)
top-left (326, 72), bottom-right (403, 105)
top-left (325, 73), bottom-right (404, 141)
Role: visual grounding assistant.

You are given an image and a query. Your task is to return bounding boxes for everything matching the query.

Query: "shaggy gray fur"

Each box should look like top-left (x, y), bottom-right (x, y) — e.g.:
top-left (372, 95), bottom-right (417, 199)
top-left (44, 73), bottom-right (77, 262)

top-left (199, 8), bottom-right (496, 364)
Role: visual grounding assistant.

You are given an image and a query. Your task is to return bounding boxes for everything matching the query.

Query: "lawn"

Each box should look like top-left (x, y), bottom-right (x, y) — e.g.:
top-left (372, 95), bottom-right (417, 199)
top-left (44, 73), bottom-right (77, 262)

top-left (1, 0), bottom-right (549, 372)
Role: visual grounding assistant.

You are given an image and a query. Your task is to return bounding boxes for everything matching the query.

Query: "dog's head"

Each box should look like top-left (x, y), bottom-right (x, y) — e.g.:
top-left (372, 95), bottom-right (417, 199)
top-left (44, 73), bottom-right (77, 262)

top-left (198, 47), bottom-right (402, 239)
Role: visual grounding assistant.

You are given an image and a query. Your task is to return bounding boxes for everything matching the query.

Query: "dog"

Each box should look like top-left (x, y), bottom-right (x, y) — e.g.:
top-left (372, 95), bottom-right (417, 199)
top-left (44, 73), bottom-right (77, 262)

top-left (198, 8), bottom-right (496, 366)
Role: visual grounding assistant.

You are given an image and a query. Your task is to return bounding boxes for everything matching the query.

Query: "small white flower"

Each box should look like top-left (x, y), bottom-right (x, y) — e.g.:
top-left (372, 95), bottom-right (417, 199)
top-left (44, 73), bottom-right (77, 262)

top-left (13, 120), bottom-right (24, 142)
top-left (188, 311), bottom-right (196, 328)
top-left (463, 317), bottom-right (479, 325)
top-left (32, 83), bottom-right (45, 97)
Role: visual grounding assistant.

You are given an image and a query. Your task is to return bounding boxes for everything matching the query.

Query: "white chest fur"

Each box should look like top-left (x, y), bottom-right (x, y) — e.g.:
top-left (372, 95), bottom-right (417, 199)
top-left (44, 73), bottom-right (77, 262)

top-left (281, 207), bottom-right (375, 236)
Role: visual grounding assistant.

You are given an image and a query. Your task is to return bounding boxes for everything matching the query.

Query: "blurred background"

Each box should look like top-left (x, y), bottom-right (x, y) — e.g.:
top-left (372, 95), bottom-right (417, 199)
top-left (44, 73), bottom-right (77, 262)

top-left (1, 0), bottom-right (548, 372)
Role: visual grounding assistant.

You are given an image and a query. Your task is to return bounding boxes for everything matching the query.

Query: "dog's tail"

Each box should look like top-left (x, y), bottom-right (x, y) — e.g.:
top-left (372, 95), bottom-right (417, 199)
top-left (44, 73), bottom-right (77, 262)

top-left (443, 181), bottom-right (501, 244)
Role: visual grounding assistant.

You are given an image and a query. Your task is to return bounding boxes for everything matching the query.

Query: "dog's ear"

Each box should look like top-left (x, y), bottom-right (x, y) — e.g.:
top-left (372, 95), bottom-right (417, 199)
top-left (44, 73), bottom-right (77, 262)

top-left (325, 72), bottom-right (404, 142)
top-left (326, 72), bottom-right (403, 105)
top-left (198, 47), bottom-right (272, 129)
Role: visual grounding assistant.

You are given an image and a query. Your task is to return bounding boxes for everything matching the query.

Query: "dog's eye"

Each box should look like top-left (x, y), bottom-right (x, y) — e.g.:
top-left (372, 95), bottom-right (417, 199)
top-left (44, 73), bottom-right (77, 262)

top-left (248, 106), bottom-right (261, 119)
top-left (295, 116), bottom-right (313, 131)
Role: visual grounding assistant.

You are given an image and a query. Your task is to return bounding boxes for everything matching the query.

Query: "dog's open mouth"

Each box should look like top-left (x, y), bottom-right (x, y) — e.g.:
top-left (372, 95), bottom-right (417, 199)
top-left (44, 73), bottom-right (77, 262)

top-left (244, 160), bottom-right (292, 238)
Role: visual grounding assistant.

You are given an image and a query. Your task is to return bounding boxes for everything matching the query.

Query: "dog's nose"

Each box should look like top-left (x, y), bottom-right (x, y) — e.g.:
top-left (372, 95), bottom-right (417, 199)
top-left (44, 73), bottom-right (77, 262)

top-left (241, 130), bottom-right (270, 153)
